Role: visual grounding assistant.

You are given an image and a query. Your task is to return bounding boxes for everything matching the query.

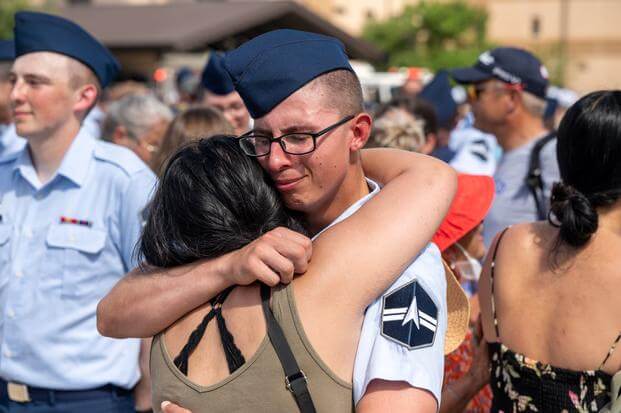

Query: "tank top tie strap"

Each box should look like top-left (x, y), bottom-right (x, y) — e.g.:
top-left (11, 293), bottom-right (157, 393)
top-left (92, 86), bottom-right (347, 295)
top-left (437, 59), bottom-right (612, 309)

top-left (599, 331), bottom-right (621, 371)
top-left (490, 227), bottom-right (510, 340)
top-left (173, 286), bottom-right (245, 375)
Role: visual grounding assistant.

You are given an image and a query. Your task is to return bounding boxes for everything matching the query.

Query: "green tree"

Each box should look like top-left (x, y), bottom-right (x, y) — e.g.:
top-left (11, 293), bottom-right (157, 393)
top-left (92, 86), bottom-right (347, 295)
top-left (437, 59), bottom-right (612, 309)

top-left (363, 1), bottom-right (492, 71)
top-left (0, 0), bottom-right (56, 40)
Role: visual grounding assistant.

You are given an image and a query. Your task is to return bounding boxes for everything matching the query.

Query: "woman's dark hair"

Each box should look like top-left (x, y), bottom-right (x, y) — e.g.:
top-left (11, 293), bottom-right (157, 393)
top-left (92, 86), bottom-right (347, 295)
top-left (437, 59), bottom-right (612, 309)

top-left (139, 135), bottom-right (306, 268)
top-left (549, 90), bottom-right (621, 247)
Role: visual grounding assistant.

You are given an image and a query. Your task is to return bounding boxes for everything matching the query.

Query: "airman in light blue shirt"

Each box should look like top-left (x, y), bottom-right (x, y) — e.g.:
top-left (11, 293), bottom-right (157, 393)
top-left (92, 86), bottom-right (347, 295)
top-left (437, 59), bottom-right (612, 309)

top-left (0, 128), bottom-right (155, 389)
top-left (0, 10), bottom-right (156, 412)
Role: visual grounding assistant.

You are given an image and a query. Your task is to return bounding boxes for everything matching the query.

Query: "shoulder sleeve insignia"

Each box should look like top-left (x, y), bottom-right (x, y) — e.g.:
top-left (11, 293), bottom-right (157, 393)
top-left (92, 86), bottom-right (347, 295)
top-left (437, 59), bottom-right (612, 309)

top-left (381, 279), bottom-right (438, 350)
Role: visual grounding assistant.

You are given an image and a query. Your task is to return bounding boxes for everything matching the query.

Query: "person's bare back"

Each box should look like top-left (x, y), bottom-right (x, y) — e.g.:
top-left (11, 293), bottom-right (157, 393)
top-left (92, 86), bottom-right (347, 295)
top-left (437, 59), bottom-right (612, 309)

top-left (480, 221), bottom-right (621, 375)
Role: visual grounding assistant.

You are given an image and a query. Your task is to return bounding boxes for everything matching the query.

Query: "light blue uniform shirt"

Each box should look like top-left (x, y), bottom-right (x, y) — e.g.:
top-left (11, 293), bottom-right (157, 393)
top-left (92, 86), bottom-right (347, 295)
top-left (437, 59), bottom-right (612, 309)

top-left (314, 179), bottom-right (447, 407)
top-left (0, 128), bottom-right (156, 390)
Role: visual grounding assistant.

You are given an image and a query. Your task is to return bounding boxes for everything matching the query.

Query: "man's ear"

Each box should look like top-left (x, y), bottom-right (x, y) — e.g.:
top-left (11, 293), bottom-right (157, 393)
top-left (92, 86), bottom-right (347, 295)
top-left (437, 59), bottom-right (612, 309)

top-left (506, 89), bottom-right (522, 115)
top-left (420, 133), bottom-right (438, 155)
top-left (73, 83), bottom-right (98, 115)
top-left (349, 113), bottom-right (372, 152)
top-left (111, 125), bottom-right (131, 146)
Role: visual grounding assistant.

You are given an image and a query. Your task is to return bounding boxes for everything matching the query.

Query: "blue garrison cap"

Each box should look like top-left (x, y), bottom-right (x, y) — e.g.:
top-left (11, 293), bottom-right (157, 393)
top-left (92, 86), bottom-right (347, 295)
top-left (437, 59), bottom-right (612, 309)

top-left (224, 29), bottom-right (354, 118)
top-left (0, 40), bottom-right (15, 62)
top-left (14, 11), bottom-right (120, 87)
top-left (201, 52), bottom-right (235, 95)
top-left (419, 70), bottom-right (457, 129)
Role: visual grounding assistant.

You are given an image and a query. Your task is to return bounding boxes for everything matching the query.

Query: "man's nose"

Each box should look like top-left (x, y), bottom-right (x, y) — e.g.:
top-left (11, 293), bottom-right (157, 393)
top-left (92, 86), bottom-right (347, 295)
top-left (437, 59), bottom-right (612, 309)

top-left (10, 79), bottom-right (25, 106)
top-left (265, 140), bottom-right (292, 172)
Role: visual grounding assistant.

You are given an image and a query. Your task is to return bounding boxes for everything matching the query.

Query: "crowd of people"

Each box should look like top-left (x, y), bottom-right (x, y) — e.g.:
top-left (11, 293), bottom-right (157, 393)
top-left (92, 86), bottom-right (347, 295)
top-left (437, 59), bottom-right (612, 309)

top-left (0, 9), bottom-right (619, 413)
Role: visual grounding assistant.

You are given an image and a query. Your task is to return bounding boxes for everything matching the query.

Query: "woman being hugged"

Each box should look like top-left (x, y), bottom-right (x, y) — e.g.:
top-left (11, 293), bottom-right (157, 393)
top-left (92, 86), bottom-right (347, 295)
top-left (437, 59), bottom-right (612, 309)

top-left (142, 135), bottom-right (456, 413)
top-left (479, 90), bottom-right (621, 412)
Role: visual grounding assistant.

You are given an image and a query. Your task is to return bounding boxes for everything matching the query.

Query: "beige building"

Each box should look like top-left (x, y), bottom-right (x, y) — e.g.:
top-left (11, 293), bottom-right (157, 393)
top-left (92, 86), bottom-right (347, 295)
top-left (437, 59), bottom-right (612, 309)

top-left (296, 0), bottom-right (621, 93)
top-left (483, 0), bottom-right (621, 93)
top-left (51, 0), bottom-right (621, 92)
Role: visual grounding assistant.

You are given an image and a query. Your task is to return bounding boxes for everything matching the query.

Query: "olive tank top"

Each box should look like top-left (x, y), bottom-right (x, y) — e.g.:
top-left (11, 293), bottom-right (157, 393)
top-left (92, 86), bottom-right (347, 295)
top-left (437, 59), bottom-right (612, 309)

top-left (150, 284), bottom-right (353, 413)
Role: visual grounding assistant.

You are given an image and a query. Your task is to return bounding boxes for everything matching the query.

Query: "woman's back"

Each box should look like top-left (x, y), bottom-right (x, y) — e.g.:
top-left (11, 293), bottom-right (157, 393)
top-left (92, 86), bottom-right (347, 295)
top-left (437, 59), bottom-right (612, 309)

top-left (151, 284), bottom-right (353, 413)
top-left (479, 220), bottom-right (621, 412)
top-left (481, 221), bottom-right (621, 372)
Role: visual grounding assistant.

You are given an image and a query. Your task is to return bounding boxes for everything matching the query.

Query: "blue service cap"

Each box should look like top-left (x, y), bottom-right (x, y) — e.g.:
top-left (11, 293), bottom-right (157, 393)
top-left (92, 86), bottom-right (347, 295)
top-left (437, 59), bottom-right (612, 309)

top-left (419, 70), bottom-right (457, 129)
top-left (201, 52), bottom-right (235, 95)
top-left (0, 40), bottom-right (15, 62)
top-left (14, 11), bottom-right (120, 88)
top-left (224, 29), bottom-right (354, 119)
top-left (450, 47), bottom-right (549, 99)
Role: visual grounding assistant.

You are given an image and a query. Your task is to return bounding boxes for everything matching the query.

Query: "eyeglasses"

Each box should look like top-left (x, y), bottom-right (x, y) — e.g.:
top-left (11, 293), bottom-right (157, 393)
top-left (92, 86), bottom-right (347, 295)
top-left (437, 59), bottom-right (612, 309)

top-left (467, 82), bottom-right (523, 100)
top-left (238, 115), bottom-right (355, 157)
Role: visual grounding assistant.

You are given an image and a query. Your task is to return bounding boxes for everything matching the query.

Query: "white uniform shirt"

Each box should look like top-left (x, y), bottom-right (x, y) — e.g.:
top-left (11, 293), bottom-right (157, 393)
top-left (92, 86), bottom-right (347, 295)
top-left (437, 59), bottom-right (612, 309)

top-left (449, 114), bottom-right (500, 177)
top-left (314, 179), bottom-right (447, 406)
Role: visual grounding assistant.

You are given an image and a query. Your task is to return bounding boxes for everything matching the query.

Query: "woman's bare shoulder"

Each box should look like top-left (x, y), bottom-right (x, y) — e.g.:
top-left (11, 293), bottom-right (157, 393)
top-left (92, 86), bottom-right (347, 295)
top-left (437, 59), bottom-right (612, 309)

top-left (495, 222), bottom-right (557, 262)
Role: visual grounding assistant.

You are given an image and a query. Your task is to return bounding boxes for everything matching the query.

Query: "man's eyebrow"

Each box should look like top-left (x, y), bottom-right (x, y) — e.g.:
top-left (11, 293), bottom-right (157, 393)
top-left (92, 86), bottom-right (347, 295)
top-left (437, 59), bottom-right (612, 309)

top-left (280, 124), bottom-right (318, 134)
top-left (12, 72), bottom-right (52, 83)
top-left (249, 123), bottom-right (320, 136)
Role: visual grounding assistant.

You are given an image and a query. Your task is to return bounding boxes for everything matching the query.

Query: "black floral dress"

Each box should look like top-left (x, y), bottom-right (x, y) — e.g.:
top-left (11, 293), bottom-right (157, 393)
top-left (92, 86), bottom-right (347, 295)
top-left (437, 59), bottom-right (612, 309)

top-left (488, 228), bottom-right (621, 413)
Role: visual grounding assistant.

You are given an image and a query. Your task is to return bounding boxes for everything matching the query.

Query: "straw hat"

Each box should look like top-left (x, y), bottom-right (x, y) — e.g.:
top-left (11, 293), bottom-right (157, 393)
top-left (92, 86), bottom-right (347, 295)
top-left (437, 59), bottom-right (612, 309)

top-left (437, 174), bottom-right (495, 353)
top-left (443, 261), bottom-right (471, 354)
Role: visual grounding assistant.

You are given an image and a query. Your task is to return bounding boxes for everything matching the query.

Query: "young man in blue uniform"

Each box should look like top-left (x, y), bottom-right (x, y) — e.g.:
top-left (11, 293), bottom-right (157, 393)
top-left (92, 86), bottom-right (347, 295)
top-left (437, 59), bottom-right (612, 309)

top-left (200, 52), bottom-right (251, 135)
top-left (0, 11), bottom-right (156, 412)
top-left (99, 30), bottom-right (460, 412)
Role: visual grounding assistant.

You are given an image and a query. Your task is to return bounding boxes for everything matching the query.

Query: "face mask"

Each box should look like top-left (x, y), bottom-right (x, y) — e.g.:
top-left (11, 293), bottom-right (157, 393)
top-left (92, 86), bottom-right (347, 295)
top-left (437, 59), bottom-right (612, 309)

top-left (452, 242), bottom-right (483, 282)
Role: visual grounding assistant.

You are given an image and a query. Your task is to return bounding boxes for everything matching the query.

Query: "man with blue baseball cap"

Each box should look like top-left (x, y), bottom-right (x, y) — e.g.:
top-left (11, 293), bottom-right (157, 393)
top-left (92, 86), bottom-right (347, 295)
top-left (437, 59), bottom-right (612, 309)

top-left (200, 52), bottom-right (250, 135)
top-left (0, 11), bottom-right (156, 412)
top-left (100, 29), bottom-right (460, 412)
top-left (450, 47), bottom-right (560, 247)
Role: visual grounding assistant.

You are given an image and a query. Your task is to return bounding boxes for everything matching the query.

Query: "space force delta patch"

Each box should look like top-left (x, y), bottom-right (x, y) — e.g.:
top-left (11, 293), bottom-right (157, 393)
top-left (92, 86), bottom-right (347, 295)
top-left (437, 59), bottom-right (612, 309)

top-left (381, 279), bottom-right (438, 350)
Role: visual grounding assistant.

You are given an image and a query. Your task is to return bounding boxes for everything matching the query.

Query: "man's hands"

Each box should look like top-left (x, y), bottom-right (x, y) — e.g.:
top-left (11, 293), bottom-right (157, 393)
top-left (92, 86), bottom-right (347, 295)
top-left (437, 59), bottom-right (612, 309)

top-left (225, 227), bottom-right (312, 286)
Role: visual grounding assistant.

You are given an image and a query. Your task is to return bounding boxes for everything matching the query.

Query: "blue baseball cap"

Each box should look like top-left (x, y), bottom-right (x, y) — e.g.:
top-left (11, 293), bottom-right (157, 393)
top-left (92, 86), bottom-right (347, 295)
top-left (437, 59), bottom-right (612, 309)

top-left (201, 52), bottom-right (235, 95)
top-left (14, 11), bottom-right (120, 88)
top-left (224, 29), bottom-right (354, 119)
top-left (0, 40), bottom-right (15, 62)
top-left (450, 47), bottom-right (549, 99)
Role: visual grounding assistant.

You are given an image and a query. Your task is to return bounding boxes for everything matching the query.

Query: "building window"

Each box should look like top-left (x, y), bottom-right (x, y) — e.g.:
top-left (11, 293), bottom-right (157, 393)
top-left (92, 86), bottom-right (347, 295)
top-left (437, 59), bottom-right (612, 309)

top-left (531, 16), bottom-right (541, 38)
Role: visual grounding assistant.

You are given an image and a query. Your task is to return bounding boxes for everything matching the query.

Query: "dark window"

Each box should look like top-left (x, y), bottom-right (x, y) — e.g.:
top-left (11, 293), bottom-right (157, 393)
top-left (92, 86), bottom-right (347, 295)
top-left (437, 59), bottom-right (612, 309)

top-left (531, 16), bottom-right (541, 38)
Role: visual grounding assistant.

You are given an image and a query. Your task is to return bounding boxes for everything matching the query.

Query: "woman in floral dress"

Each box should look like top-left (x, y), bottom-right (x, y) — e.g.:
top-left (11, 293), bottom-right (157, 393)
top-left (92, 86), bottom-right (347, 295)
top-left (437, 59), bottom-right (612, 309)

top-left (478, 90), bottom-right (621, 412)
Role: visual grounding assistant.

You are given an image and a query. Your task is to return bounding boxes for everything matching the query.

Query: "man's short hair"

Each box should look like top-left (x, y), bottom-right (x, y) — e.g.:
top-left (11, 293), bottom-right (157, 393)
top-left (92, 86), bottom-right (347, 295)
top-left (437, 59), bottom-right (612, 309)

top-left (310, 70), bottom-right (364, 116)
top-left (66, 58), bottom-right (102, 116)
top-left (101, 93), bottom-right (173, 142)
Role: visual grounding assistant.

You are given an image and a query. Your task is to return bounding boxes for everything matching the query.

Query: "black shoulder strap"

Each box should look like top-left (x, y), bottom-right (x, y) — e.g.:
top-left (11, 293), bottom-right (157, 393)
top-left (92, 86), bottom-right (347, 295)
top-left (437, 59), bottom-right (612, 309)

top-left (260, 284), bottom-right (316, 413)
top-left (525, 131), bottom-right (556, 220)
